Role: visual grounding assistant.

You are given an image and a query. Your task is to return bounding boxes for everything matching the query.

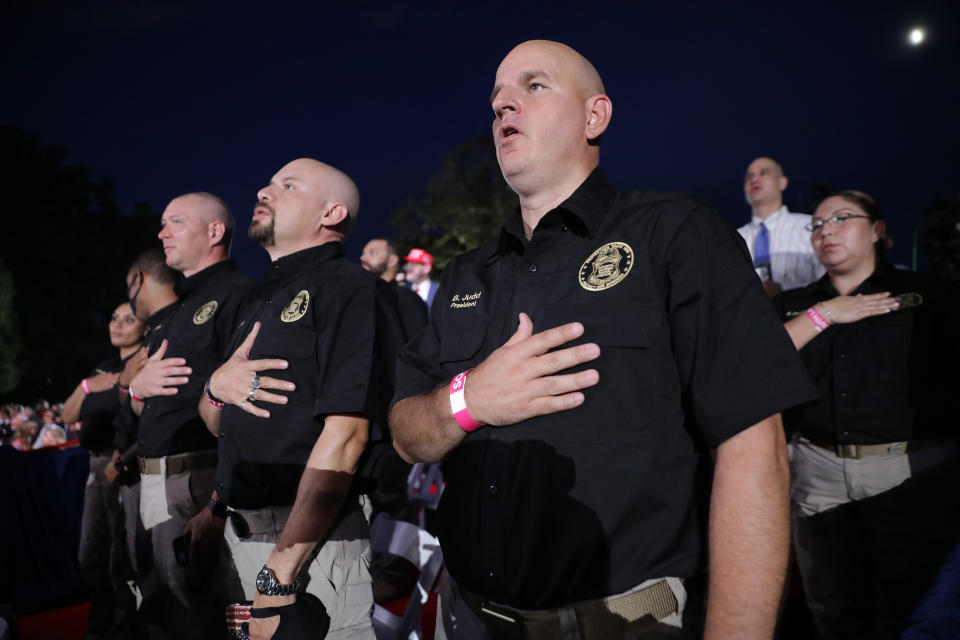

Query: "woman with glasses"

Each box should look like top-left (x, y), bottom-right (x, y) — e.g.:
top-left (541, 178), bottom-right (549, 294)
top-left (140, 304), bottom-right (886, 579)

top-left (773, 190), bottom-right (960, 638)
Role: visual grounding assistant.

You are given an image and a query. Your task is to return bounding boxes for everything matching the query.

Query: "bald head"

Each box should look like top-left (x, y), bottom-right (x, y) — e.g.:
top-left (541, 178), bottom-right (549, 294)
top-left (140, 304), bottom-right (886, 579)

top-left (253, 158), bottom-right (361, 260)
top-left (500, 40), bottom-right (605, 99)
top-left (491, 40), bottom-right (612, 220)
top-left (173, 192), bottom-right (235, 248)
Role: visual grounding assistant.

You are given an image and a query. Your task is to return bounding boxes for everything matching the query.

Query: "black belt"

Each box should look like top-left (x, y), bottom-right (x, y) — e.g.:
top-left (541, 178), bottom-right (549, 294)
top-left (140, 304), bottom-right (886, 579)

top-left (457, 580), bottom-right (680, 639)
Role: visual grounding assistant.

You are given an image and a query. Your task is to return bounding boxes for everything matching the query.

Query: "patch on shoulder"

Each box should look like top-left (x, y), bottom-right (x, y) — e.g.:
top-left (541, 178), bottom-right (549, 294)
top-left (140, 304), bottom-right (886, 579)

top-left (281, 290), bottom-right (310, 323)
top-left (193, 300), bottom-right (218, 325)
top-left (579, 242), bottom-right (634, 291)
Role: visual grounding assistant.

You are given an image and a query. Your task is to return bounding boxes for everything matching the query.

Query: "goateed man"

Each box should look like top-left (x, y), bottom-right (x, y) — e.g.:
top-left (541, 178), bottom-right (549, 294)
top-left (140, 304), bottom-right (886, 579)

top-left (389, 40), bottom-right (818, 639)
top-left (199, 159), bottom-right (403, 640)
top-left (127, 192), bottom-right (257, 639)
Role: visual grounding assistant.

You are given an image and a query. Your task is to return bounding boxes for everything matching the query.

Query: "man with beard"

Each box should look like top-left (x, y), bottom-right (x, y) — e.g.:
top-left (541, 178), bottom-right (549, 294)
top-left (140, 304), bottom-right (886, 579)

top-left (389, 41), bottom-right (816, 638)
top-left (361, 237), bottom-right (428, 341)
top-left (127, 193), bottom-right (257, 639)
top-left (200, 159), bottom-right (403, 639)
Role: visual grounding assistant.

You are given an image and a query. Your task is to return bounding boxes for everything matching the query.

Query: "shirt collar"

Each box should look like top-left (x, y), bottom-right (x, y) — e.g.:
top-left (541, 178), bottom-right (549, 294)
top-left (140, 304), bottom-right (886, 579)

top-left (173, 260), bottom-right (236, 298)
top-left (807, 260), bottom-right (896, 297)
top-left (493, 169), bottom-right (616, 258)
top-left (751, 205), bottom-right (788, 227)
top-left (264, 242), bottom-right (343, 285)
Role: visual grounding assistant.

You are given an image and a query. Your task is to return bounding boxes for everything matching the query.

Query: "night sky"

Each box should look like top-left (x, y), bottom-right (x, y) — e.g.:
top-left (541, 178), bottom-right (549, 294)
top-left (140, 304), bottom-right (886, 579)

top-left (4, 1), bottom-right (957, 278)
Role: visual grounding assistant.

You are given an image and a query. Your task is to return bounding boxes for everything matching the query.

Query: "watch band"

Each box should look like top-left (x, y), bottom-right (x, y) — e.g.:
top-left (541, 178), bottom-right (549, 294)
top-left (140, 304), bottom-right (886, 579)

top-left (256, 565), bottom-right (302, 596)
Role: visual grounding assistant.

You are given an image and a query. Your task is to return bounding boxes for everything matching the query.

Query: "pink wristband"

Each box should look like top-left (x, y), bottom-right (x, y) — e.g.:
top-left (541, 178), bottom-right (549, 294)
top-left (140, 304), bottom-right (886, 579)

top-left (806, 306), bottom-right (831, 333)
top-left (81, 378), bottom-right (91, 394)
top-left (449, 370), bottom-right (483, 432)
top-left (129, 386), bottom-right (145, 403)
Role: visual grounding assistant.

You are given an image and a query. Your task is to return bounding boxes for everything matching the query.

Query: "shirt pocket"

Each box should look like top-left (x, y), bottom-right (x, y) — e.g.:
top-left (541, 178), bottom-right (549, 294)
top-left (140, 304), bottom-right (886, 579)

top-left (250, 324), bottom-right (318, 361)
top-left (543, 303), bottom-right (662, 350)
top-left (439, 320), bottom-right (488, 370)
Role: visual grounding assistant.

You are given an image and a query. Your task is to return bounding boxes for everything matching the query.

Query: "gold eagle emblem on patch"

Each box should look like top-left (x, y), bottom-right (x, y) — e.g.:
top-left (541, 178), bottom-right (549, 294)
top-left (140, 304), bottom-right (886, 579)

top-left (193, 300), bottom-right (218, 325)
top-left (579, 242), bottom-right (634, 291)
top-left (281, 290), bottom-right (310, 323)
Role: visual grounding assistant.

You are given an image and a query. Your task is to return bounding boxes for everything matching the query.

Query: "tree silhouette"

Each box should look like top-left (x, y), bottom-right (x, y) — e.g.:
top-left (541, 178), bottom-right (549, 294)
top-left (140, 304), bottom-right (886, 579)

top-left (390, 135), bottom-right (517, 272)
top-left (0, 125), bottom-right (159, 402)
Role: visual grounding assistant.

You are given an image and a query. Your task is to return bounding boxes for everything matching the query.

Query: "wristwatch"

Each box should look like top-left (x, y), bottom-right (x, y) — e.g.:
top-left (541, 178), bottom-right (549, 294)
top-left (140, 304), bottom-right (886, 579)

top-left (255, 565), bottom-right (302, 596)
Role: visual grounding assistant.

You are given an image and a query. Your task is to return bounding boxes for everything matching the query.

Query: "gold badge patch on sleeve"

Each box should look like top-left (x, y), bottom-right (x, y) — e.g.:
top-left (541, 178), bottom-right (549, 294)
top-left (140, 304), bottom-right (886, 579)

top-left (579, 242), bottom-right (634, 291)
top-left (281, 290), bottom-right (310, 323)
top-left (193, 300), bottom-right (218, 325)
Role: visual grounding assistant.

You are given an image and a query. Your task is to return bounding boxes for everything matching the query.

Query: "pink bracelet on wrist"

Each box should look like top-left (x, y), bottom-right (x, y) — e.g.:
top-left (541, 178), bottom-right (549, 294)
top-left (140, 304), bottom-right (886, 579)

top-left (449, 370), bottom-right (484, 432)
top-left (129, 386), bottom-right (145, 403)
top-left (80, 379), bottom-right (91, 394)
top-left (806, 305), bottom-right (831, 333)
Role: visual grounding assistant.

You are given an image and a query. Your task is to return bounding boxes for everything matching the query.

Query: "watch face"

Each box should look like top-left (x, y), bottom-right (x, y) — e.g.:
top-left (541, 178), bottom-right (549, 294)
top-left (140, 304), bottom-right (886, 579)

top-left (256, 567), bottom-right (271, 594)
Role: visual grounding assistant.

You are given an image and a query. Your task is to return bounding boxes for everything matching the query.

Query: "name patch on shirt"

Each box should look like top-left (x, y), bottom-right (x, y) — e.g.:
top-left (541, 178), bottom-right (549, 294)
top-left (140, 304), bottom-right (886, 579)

top-left (579, 242), bottom-right (634, 291)
top-left (450, 291), bottom-right (482, 309)
top-left (193, 300), bottom-right (218, 325)
top-left (281, 290), bottom-right (310, 323)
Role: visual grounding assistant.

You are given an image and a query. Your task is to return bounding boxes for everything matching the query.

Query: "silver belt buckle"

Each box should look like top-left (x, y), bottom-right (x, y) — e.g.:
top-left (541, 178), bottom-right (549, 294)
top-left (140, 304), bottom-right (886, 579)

top-left (836, 443), bottom-right (861, 459)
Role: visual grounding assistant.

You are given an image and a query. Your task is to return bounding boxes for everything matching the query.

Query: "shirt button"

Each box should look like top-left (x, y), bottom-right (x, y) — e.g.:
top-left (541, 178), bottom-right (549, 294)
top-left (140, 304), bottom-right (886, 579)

top-left (843, 431), bottom-right (849, 436)
top-left (488, 483), bottom-right (498, 495)
top-left (528, 264), bottom-right (537, 272)
top-left (840, 392), bottom-right (847, 399)
top-left (266, 298), bottom-right (272, 305)
top-left (218, 481), bottom-right (224, 489)
top-left (488, 571), bottom-right (495, 579)
top-left (219, 431), bottom-right (226, 438)
top-left (561, 224), bottom-right (569, 232)
top-left (839, 353), bottom-right (845, 359)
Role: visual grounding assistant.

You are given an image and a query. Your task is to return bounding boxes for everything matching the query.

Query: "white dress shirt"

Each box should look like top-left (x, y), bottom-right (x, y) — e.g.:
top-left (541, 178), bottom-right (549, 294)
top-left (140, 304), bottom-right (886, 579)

top-left (738, 205), bottom-right (825, 291)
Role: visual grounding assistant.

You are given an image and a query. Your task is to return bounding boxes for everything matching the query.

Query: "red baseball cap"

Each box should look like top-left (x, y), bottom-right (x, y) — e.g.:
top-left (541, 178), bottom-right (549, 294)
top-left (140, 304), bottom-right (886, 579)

top-left (403, 248), bottom-right (433, 267)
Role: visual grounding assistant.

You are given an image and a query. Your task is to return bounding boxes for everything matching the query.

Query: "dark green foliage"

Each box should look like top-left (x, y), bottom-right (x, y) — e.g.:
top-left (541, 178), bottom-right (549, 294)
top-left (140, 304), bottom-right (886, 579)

top-left (0, 125), bottom-right (159, 402)
top-left (0, 264), bottom-right (20, 394)
top-left (390, 135), bottom-right (517, 272)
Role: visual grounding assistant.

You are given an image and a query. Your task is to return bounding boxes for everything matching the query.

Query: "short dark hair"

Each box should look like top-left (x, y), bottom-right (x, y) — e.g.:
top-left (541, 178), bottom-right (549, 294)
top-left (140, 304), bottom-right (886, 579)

top-left (128, 248), bottom-right (177, 285)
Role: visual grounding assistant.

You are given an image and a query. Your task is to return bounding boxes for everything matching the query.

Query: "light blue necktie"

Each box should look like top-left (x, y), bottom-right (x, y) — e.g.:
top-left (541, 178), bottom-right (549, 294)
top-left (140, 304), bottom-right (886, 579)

top-left (754, 222), bottom-right (770, 266)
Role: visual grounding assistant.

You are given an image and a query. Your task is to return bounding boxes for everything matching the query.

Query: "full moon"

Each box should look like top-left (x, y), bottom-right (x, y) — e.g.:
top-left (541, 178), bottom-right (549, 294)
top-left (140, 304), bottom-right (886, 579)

top-left (909, 27), bottom-right (926, 46)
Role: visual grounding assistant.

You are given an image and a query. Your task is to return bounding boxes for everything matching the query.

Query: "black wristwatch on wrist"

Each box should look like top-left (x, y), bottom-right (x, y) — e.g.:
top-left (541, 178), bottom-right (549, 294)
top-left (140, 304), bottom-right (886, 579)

top-left (207, 498), bottom-right (228, 519)
top-left (256, 565), bottom-right (302, 596)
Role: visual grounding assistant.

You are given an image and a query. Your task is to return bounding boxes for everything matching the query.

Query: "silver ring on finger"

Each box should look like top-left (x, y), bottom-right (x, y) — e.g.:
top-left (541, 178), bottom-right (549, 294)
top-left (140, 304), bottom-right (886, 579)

top-left (247, 387), bottom-right (256, 402)
top-left (240, 399), bottom-right (247, 409)
top-left (251, 376), bottom-right (261, 389)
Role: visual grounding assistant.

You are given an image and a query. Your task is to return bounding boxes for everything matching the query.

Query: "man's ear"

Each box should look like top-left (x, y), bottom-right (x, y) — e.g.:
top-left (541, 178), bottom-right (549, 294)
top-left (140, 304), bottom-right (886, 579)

top-left (585, 94), bottom-right (612, 141)
top-left (208, 220), bottom-right (226, 246)
top-left (320, 203), bottom-right (349, 228)
top-left (779, 176), bottom-right (789, 193)
top-left (387, 254), bottom-right (399, 271)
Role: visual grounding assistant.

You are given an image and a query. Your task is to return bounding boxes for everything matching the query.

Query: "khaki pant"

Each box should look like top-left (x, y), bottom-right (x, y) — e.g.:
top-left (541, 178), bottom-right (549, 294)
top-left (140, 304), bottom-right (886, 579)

top-left (224, 497), bottom-right (375, 640)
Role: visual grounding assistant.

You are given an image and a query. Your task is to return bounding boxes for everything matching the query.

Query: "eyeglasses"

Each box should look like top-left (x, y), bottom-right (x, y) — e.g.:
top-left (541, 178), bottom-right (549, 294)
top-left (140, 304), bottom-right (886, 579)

top-left (805, 214), bottom-right (873, 233)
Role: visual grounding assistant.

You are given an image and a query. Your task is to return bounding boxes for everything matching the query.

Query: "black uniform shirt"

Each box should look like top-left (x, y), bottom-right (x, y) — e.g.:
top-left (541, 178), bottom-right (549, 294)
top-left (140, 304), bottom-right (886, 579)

top-left (78, 354), bottom-right (126, 453)
top-left (394, 282), bottom-right (429, 342)
top-left (216, 242), bottom-right (404, 509)
top-left (393, 170), bottom-right (817, 609)
top-left (113, 306), bottom-right (173, 453)
top-left (138, 260), bottom-right (258, 458)
top-left (775, 263), bottom-right (960, 444)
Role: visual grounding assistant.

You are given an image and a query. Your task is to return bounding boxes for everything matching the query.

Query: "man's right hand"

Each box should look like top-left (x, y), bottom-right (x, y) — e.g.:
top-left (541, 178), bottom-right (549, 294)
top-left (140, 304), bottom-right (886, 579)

top-left (104, 449), bottom-right (123, 483)
top-left (209, 322), bottom-right (295, 419)
top-left (130, 340), bottom-right (192, 398)
top-left (464, 312), bottom-right (601, 426)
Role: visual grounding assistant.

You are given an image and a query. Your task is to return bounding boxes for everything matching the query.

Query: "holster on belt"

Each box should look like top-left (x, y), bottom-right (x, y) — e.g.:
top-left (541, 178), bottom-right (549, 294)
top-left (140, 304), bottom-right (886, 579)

top-left (457, 579), bottom-right (680, 640)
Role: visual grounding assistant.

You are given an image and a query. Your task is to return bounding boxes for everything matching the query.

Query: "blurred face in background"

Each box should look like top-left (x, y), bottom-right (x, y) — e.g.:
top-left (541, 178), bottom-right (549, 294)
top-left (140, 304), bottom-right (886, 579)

top-left (109, 302), bottom-right (146, 350)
